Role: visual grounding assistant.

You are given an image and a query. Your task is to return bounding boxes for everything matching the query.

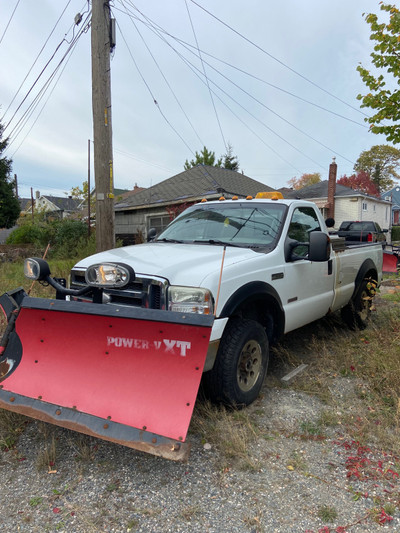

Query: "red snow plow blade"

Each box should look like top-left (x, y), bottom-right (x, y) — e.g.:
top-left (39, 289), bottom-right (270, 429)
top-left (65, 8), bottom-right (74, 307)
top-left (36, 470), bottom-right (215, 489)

top-left (383, 248), bottom-right (400, 273)
top-left (0, 290), bottom-right (213, 461)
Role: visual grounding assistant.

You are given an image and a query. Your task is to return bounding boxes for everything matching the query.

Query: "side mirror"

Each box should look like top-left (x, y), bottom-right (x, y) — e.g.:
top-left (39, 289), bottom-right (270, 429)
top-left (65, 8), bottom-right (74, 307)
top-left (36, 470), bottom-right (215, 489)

top-left (308, 231), bottom-right (330, 262)
top-left (147, 228), bottom-right (157, 242)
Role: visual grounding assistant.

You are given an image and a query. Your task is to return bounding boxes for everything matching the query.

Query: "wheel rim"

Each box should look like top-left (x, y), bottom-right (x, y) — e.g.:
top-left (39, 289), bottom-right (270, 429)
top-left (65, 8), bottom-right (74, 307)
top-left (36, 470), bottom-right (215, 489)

top-left (358, 289), bottom-right (371, 322)
top-left (236, 339), bottom-right (262, 392)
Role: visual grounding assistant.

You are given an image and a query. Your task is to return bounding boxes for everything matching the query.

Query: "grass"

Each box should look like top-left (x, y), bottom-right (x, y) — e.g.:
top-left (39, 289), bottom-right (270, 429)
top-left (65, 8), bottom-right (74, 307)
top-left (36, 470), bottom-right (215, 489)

top-left (179, 504), bottom-right (201, 521)
top-left (317, 504), bottom-right (338, 522)
top-left (0, 410), bottom-right (28, 451)
top-left (283, 278), bottom-right (400, 452)
top-left (190, 400), bottom-right (261, 470)
top-left (35, 424), bottom-right (58, 471)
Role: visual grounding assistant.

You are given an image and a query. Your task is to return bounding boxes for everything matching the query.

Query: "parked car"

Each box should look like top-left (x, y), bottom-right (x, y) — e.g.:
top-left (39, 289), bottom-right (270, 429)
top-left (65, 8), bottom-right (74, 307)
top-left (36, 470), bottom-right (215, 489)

top-left (337, 220), bottom-right (388, 245)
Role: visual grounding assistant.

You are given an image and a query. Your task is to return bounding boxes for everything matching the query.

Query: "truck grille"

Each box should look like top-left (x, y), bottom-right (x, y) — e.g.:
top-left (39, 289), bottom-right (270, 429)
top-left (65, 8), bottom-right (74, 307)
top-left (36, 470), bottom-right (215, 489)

top-left (70, 267), bottom-right (168, 310)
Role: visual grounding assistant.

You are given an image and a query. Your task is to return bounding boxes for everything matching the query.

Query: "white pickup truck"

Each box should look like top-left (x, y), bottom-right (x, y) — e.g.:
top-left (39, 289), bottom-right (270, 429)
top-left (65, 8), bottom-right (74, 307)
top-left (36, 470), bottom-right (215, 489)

top-left (70, 194), bottom-right (382, 399)
top-left (0, 193), bottom-right (383, 460)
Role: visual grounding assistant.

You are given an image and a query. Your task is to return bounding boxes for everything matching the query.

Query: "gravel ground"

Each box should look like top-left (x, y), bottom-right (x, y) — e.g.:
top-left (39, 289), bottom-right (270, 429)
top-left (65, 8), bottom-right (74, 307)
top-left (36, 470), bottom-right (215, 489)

top-left (1, 290), bottom-right (399, 533)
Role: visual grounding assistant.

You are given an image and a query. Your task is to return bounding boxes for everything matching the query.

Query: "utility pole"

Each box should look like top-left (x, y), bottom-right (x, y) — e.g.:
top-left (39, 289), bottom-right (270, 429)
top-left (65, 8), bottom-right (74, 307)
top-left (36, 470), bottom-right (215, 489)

top-left (91, 0), bottom-right (115, 252)
top-left (87, 139), bottom-right (91, 237)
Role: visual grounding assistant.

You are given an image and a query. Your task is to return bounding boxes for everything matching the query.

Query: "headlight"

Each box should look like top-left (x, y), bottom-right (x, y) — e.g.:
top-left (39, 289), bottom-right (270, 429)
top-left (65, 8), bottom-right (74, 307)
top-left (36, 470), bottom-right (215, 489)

top-left (85, 263), bottom-right (135, 288)
top-left (24, 258), bottom-right (51, 281)
top-left (168, 286), bottom-right (213, 315)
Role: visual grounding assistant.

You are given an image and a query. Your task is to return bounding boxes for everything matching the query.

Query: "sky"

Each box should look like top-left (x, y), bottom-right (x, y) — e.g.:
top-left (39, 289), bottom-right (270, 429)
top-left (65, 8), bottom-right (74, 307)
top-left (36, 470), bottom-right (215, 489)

top-left (0, 0), bottom-right (392, 199)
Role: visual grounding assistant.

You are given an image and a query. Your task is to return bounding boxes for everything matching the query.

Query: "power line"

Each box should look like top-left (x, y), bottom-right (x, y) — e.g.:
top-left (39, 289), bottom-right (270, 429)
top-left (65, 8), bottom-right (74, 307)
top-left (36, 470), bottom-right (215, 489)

top-left (122, 7), bottom-right (330, 169)
top-left (9, 28), bottom-right (85, 157)
top-left (184, 0), bottom-right (227, 151)
top-left (118, 2), bottom-right (366, 128)
top-left (134, 16), bottom-right (308, 170)
top-left (117, 3), bottom-right (356, 167)
top-left (116, 18), bottom-right (196, 157)
top-left (117, 0), bottom-right (205, 147)
top-left (163, 30), bottom-right (355, 165)
top-left (157, 36), bottom-right (366, 128)
top-left (0, 0), bottom-right (21, 46)
top-left (6, 12), bottom-right (91, 151)
top-left (115, 3), bottom-right (310, 167)
top-left (176, 46), bottom-right (315, 171)
top-left (188, 0), bottom-right (370, 118)
top-left (1, 0), bottom-right (74, 123)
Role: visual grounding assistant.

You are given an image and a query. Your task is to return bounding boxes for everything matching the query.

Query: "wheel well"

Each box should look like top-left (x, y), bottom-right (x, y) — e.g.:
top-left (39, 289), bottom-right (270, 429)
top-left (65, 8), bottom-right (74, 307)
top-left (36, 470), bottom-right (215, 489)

top-left (223, 294), bottom-right (284, 344)
top-left (353, 259), bottom-right (378, 300)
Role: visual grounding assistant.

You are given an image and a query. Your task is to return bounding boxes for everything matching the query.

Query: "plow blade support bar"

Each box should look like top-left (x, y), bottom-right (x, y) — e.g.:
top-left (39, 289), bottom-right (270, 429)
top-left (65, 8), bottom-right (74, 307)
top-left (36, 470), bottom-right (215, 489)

top-left (0, 293), bottom-right (214, 461)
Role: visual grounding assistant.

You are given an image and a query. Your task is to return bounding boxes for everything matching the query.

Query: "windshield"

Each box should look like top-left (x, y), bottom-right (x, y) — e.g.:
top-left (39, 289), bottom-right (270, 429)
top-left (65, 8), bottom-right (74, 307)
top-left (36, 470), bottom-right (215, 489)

top-left (156, 203), bottom-right (287, 250)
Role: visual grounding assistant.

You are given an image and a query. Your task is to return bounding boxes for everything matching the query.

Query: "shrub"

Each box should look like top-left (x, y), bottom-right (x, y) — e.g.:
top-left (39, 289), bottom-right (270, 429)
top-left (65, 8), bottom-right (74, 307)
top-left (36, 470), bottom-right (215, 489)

top-left (6, 224), bottom-right (47, 246)
top-left (6, 219), bottom-right (91, 258)
top-left (53, 220), bottom-right (88, 256)
top-left (391, 225), bottom-right (400, 242)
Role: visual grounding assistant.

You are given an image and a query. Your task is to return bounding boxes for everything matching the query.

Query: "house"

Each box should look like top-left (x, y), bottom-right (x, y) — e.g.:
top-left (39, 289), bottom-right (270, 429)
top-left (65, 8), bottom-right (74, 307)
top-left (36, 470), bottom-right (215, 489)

top-left (114, 165), bottom-right (274, 244)
top-left (115, 183), bottom-right (146, 202)
top-left (381, 186), bottom-right (400, 225)
top-left (284, 160), bottom-right (392, 234)
top-left (23, 191), bottom-right (82, 219)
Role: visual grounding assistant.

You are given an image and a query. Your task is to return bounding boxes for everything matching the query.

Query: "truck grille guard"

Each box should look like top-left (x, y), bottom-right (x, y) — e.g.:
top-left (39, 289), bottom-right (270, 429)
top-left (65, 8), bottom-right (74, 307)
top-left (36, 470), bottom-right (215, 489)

top-left (70, 267), bottom-right (168, 310)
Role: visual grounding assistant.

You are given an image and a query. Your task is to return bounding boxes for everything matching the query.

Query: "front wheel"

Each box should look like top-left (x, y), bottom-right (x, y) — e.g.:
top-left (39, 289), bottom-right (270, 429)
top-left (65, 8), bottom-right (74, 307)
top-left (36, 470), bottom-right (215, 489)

top-left (341, 278), bottom-right (375, 330)
top-left (202, 318), bottom-right (269, 407)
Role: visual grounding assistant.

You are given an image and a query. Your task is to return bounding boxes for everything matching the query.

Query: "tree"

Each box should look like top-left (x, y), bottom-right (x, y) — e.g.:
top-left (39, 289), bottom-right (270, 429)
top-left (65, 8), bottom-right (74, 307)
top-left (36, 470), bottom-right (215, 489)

top-left (357, 3), bottom-right (400, 143)
top-left (354, 145), bottom-right (400, 191)
top-left (69, 181), bottom-right (96, 217)
top-left (184, 146), bottom-right (222, 170)
top-left (221, 143), bottom-right (240, 171)
top-left (0, 123), bottom-right (19, 228)
top-left (287, 172), bottom-right (321, 190)
top-left (337, 171), bottom-right (380, 197)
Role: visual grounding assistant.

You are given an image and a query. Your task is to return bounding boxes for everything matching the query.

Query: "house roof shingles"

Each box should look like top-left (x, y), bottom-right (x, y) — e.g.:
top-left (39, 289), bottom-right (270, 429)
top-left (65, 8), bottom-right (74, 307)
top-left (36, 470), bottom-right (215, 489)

top-left (41, 196), bottom-right (81, 211)
top-left (284, 180), bottom-right (388, 202)
top-left (115, 165), bottom-right (273, 210)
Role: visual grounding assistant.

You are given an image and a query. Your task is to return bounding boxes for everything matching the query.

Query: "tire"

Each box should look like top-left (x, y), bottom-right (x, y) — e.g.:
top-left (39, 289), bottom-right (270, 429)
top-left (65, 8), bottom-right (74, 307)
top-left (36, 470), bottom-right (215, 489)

top-left (202, 318), bottom-right (269, 407)
top-left (341, 279), bottom-right (373, 330)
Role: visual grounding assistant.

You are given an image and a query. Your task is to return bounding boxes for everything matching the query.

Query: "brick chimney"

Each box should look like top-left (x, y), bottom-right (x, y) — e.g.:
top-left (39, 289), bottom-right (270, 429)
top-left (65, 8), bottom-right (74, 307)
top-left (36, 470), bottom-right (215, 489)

top-left (327, 158), bottom-right (337, 220)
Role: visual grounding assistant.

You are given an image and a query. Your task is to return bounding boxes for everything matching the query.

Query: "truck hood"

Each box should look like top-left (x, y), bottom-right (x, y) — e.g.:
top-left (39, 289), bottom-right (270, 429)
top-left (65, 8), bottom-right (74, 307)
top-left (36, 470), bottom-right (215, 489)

top-left (74, 242), bottom-right (259, 286)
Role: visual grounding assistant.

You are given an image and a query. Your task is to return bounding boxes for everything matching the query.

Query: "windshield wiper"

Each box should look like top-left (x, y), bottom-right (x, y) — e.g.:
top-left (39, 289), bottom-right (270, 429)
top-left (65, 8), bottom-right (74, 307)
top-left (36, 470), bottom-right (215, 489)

top-left (156, 238), bottom-right (184, 243)
top-left (193, 239), bottom-right (241, 247)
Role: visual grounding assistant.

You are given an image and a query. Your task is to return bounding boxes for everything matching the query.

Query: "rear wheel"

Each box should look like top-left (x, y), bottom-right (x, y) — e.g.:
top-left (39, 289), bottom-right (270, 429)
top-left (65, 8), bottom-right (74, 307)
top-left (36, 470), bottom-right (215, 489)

top-left (341, 279), bottom-right (374, 330)
top-left (202, 318), bottom-right (269, 407)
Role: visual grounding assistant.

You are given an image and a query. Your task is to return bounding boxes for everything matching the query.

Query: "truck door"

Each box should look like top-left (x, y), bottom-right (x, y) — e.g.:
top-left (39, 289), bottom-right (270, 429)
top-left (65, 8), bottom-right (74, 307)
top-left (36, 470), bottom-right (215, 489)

top-left (282, 206), bottom-right (334, 332)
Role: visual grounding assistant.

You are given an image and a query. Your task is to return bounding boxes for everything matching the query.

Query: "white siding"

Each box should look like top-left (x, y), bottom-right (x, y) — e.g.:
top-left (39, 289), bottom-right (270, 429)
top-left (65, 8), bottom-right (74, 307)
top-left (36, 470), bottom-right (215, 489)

top-left (334, 198), bottom-right (360, 224)
top-left (333, 197), bottom-right (391, 240)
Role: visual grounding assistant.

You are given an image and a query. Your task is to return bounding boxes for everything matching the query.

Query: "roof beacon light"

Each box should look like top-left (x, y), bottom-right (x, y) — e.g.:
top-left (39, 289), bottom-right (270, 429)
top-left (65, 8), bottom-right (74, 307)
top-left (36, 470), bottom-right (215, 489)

top-left (255, 191), bottom-right (284, 200)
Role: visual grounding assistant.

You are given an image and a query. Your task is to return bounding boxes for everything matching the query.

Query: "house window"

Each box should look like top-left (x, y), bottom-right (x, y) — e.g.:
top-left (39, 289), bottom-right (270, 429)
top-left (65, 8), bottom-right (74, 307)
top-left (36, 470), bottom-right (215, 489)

top-left (148, 215), bottom-right (171, 234)
top-left (362, 202), bottom-right (367, 212)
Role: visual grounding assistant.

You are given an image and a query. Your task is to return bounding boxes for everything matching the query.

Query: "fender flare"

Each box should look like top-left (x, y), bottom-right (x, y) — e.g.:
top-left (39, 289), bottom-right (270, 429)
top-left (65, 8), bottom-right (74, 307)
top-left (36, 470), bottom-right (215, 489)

top-left (219, 281), bottom-right (285, 342)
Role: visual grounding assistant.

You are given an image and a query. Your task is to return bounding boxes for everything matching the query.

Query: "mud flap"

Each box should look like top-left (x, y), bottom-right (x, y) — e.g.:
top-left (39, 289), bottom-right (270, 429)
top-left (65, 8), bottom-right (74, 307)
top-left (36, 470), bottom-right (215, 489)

top-left (0, 292), bottom-right (214, 461)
